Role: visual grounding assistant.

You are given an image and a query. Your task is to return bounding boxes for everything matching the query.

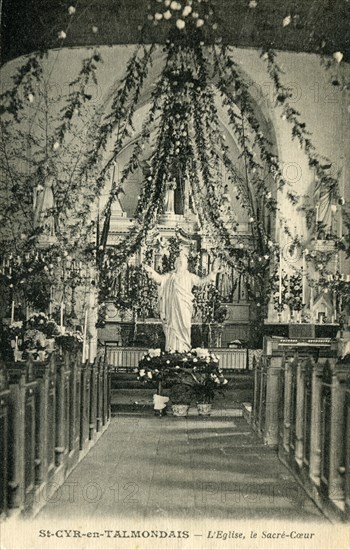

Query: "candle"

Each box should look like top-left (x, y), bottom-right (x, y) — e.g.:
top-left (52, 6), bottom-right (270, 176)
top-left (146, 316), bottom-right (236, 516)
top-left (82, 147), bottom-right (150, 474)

top-left (82, 309), bottom-right (88, 363)
top-left (60, 301), bottom-right (64, 329)
top-left (302, 251), bottom-right (306, 305)
top-left (49, 286), bottom-right (53, 316)
top-left (15, 336), bottom-right (18, 350)
top-left (11, 300), bottom-right (15, 323)
top-left (278, 250), bottom-right (282, 304)
top-left (310, 286), bottom-right (314, 320)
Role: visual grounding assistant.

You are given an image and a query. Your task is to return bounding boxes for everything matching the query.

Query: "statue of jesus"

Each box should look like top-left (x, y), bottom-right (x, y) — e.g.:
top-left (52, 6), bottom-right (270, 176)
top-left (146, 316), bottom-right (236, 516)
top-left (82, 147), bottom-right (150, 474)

top-left (144, 249), bottom-right (221, 352)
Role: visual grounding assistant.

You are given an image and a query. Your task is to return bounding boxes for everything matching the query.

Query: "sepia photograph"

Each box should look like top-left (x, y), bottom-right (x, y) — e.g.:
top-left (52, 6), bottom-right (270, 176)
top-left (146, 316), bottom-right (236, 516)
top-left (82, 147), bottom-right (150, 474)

top-left (0, 1), bottom-right (350, 549)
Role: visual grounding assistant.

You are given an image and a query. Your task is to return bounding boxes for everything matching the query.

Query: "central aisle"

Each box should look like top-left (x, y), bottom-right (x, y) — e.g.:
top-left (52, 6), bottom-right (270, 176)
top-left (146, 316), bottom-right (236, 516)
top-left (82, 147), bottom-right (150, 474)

top-left (38, 414), bottom-right (324, 521)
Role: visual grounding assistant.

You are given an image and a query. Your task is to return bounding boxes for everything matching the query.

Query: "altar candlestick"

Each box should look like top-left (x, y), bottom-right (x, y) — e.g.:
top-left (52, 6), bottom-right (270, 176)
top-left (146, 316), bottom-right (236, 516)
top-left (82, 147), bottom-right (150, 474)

top-left (49, 286), bottom-right (53, 316)
top-left (11, 300), bottom-right (15, 323)
top-left (82, 309), bottom-right (88, 363)
top-left (278, 250), bottom-right (282, 304)
top-left (310, 286), bottom-right (314, 320)
top-left (302, 251), bottom-right (306, 305)
top-left (60, 302), bottom-right (64, 329)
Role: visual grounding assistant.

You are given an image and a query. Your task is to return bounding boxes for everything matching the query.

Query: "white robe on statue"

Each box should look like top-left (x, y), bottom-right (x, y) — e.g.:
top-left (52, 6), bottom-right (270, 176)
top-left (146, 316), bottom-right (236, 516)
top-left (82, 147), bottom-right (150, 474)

top-left (159, 271), bottom-right (200, 352)
top-left (145, 257), bottom-right (218, 353)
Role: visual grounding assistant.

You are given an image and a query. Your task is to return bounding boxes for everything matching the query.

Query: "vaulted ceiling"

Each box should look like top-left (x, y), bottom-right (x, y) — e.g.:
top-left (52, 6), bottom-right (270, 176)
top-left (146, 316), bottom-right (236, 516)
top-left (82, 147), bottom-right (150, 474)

top-left (1, 0), bottom-right (350, 65)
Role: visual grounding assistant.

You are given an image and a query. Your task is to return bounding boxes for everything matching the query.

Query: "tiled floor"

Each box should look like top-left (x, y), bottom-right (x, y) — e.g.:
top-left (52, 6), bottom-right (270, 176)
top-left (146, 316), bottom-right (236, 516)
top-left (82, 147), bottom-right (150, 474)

top-left (37, 413), bottom-right (324, 521)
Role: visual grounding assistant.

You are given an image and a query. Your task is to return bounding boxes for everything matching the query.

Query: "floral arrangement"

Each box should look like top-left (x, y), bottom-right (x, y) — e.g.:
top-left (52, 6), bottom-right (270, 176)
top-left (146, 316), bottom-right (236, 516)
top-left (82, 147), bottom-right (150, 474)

top-left (25, 312), bottom-right (60, 337)
top-left (137, 347), bottom-right (219, 382)
top-left (23, 329), bottom-right (47, 351)
top-left (287, 272), bottom-right (303, 312)
top-left (56, 330), bottom-right (84, 352)
top-left (136, 348), bottom-right (228, 403)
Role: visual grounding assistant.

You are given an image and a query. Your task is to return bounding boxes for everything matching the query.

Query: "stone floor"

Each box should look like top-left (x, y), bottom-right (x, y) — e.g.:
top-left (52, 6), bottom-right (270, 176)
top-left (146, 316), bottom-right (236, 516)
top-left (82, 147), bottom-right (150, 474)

top-left (37, 412), bottom-right (325, 522)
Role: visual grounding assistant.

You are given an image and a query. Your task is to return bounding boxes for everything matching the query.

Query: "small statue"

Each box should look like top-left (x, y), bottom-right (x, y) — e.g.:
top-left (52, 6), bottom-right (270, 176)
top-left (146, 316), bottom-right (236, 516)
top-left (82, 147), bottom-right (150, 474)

top-left (164, 179), bottom-right (177, 213)
top-left (33, 165), bottom-right (56, 236)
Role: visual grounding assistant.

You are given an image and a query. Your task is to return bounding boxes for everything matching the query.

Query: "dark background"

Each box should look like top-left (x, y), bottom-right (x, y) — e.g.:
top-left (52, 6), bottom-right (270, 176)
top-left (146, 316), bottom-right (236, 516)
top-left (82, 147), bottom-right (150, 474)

top-left (1, 0), bottom-right (350, 65)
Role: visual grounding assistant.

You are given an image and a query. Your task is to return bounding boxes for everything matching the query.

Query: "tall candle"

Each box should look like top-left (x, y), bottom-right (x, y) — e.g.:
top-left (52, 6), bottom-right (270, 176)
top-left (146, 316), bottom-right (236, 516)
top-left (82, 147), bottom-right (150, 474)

top-left (60, 302), bottom-right (64, 329)
top-left (310, 286), bottom-right (314, 321)
top-left (49, 286), bottom-right (53, 316)
top-left (278, 250), bottom-right (282, 304)
top-left (302, 251), bottom-right (306, 305)
top-left (82, 309), bottom-right (88, 363)
top-left (11, 300), bottom-right (15, 323)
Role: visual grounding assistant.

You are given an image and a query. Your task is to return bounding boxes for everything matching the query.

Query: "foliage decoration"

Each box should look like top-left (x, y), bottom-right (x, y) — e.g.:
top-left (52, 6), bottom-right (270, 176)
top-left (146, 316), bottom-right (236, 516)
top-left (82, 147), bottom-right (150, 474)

top-left (1, 0), bottom-right (349, 334)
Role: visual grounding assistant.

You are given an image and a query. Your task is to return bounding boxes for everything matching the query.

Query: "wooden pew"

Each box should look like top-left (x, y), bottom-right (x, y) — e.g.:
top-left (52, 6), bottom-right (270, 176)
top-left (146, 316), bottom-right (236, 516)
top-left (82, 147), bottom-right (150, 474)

top-left (80, 362), bottom-right (92, 451)
top-left (2, 349), bottom-right (110, 519)
top-left (7, 361), bottom-right (39, 514)
top-left (0, 363), bottom-right (10, 519)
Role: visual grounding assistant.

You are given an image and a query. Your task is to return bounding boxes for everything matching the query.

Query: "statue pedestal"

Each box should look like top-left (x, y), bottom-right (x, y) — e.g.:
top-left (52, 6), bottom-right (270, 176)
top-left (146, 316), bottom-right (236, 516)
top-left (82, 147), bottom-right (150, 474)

top-left (158, 213), bottom-right (183, 227)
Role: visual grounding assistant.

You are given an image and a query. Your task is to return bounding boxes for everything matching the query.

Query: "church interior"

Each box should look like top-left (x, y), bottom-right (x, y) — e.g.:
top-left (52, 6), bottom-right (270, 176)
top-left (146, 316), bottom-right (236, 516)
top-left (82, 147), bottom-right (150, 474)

top-left (1, 0), bottom-right (350, 537)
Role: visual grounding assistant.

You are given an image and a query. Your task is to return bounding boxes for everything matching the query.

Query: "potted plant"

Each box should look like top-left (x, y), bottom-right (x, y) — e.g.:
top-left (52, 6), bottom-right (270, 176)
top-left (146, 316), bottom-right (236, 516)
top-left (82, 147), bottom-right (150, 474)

top-left (190, 366), bottom-right (228, 416)
top-left (169, 383), bottom-right (193, 417)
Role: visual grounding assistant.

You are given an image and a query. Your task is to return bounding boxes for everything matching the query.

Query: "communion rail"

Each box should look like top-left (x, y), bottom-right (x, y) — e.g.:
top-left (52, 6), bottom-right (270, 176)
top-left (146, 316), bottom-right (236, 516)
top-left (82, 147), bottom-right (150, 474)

top-left (250, 336), bottom-right (350, 522)
top-left (0, 351), bottom-right (110, 520)
top-left (104, 344), bottom-right (252, 371)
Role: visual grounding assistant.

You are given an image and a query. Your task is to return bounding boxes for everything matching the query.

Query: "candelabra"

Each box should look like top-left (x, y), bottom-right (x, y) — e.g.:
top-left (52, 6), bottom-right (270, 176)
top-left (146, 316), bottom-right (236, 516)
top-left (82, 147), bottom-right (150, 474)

top-left (65, 259), bottom-right (84, 319)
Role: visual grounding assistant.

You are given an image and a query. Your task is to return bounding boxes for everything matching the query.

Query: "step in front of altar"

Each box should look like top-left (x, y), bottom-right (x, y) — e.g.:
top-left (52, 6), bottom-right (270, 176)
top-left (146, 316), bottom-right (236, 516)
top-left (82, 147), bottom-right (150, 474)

top-left (110, 376), bottom-right (253, 414)
top-left (111, 372), bottom-right (253, 390)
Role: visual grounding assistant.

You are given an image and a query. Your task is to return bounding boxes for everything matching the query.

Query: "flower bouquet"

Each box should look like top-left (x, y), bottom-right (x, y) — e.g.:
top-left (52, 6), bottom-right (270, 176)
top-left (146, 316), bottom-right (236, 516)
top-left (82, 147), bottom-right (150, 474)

top-left (190, 364), bottom-right (228, 415)
top-left (25, 312), bottom-right (60, 337)
top-left (136, 347), bottom-right (221, 387)
top-left (136, 348), bottom-right (228, 416)
top-left (21, 313), bottom-right (60, 360)
top-left (55, 329), bottom-right (84, 353)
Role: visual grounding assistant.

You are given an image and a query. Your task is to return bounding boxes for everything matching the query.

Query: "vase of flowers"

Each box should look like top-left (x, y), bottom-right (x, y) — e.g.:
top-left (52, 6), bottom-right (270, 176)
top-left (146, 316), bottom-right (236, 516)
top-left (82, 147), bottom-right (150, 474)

top-left (190, 363), bottom-right (228, 416)
top-left (21, 312), bottom-right (60, 360)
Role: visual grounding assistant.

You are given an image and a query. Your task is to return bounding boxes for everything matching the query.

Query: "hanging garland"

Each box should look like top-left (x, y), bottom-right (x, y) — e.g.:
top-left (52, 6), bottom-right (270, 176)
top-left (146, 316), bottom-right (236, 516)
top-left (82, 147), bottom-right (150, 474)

top-left (1, 0), bottom-right (349, 330)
